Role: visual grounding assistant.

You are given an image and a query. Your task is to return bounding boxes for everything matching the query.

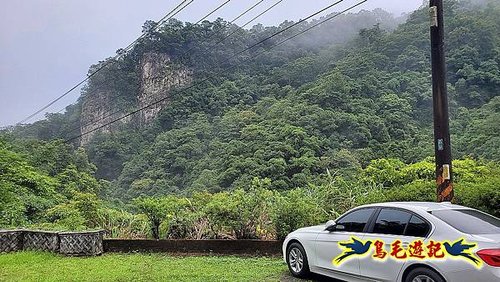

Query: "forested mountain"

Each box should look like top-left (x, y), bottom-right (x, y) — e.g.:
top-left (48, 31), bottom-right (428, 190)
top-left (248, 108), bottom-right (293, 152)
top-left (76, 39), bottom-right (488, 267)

top-left (1, 0), bottom-right (499, 233)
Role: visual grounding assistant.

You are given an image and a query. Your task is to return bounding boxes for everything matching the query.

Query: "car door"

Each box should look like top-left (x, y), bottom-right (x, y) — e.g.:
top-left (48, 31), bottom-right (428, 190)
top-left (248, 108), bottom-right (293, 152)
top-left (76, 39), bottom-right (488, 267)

top-left (360, 208), bottom-right (431, 281)
top-left (315, 207), bottom-right (377, 277)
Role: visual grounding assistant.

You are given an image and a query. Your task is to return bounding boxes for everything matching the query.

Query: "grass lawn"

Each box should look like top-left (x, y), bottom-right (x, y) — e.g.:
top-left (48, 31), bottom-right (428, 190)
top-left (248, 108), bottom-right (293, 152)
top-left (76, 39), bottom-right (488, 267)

top-left (0, 252), bottom-right (293, 282)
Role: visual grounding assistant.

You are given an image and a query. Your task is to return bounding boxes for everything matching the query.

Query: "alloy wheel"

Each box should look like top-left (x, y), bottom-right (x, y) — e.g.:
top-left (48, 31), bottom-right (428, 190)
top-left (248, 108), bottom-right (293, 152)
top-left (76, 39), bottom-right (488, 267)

top-left (412, 275), bottom-right (436, 282)
top-left (289, 247), bottom-right (304, 273)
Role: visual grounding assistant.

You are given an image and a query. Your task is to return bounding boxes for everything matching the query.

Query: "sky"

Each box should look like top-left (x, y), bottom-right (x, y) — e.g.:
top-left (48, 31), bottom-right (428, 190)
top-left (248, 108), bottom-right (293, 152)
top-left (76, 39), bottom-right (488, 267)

top-left (0, 0), bottom-right (424, 127)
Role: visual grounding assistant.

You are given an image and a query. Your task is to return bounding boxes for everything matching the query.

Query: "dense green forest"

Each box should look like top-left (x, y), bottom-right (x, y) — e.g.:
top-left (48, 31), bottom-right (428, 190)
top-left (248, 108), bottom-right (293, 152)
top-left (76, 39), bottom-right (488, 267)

top-left (1, 0), bottom-right (499, 239)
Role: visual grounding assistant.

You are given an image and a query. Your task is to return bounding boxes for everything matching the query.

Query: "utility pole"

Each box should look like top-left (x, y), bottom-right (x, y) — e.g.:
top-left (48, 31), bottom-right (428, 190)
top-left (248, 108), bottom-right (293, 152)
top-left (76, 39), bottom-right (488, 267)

top-left (430, 0), bottom-right (453, 202)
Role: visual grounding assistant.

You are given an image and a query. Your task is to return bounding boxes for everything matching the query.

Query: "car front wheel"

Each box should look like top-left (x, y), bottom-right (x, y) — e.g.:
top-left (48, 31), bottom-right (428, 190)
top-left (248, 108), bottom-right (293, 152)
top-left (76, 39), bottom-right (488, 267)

top-left (405, 267), bottom-right (445, 282)
top-left (286, 242), bottom-right (310, 278)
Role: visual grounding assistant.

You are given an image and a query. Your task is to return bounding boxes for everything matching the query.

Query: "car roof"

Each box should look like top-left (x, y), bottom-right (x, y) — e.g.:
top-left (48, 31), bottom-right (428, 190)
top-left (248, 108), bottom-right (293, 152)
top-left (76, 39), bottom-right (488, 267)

top-left (358, 201), bottom-right (469, 212)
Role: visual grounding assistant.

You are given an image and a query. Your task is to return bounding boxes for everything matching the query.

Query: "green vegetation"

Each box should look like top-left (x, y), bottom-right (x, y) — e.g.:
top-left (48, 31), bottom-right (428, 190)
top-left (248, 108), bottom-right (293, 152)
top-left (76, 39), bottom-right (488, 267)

top-left (0, 139), bottom-right (148, 237)
top-left (2, 134), bottom-right (497, 239)
top-left (106, 0), bottom-right (498, 198)
top-left (1, 1), bottom-right (499, 238)
top-left (0, 252), bottom-right (286, 281)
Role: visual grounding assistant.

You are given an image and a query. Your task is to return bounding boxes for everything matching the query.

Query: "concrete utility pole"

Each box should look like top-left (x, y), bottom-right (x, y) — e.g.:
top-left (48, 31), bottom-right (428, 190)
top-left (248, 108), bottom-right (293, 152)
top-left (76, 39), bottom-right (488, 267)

top-left (430, 0), bottom-right (453, 202)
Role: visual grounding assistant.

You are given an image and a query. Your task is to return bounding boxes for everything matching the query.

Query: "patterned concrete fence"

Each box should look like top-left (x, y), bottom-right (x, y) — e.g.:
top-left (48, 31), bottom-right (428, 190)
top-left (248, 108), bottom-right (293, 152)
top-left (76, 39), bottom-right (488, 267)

top-left (0, 230), bottom-right (23, 253)
top-left (0, 229), bottom-right (104, 256)
top-left (23, 230), bottom-right (59, 252)
top-left (59, 231), bottom-right (104, 256)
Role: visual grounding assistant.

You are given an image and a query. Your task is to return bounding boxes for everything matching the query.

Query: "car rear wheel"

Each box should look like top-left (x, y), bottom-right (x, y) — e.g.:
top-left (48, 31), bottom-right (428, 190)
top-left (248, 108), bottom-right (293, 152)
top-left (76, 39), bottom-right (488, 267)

top-left (286, 242), bottom-right (310, 278)
top-left (406, 267), bottom-right (445, 282)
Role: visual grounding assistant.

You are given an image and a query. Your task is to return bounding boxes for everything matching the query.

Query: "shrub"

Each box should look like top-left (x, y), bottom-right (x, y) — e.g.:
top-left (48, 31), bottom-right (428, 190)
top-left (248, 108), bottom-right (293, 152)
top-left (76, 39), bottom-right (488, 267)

top-left (96, 208), bottom-right (149, 238)
top-left (134, 196), bottom-right (189, 239)
top-left (273, 189), bottom-right (326, 240)
top-left (455, 179), bottom-right (500, 217)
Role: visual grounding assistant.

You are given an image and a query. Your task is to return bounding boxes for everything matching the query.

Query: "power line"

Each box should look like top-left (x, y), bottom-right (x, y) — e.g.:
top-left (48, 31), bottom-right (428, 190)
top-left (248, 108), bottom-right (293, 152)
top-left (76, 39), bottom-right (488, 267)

top-left (232, 0), bottom-right (344, 58)
top-left (72, 0), bottom-right (336, 137)
top-left (66, 0), bottom-right (353, 142)
top-left (182, 0), bottom-right (268, 55)
top-left (54, 0), bottom-right (196, 116)
top-left (215, 0), bottom-right (284, 45)
top-left (64, 0), bottom-right (290, 138)
top-left (268, 0), bottom-right (368, 49)
top-left (231, 0), bottom-right (265, 23)
top-left (68, 0), bottom-right (234, 131)
top-left (16, 0), bottom-right (195, 125)
top-left (51, 0), bottom-right (198, 117)
top-left (195, 0), bottom-right (232, 25)
top-left (25, 0), bottom-right (195, 120)
top-left (121, 0), bottom-right (195, 53)
top-left (66, 0), bottom-right (368, 143)
top-left (64, 0), bottom-right (272, 136)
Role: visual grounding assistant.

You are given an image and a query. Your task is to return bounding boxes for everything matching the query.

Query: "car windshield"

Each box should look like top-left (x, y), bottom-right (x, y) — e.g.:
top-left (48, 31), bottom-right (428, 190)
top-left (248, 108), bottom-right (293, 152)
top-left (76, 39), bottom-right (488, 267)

top-left (432, 209), bottom-right (500, 234)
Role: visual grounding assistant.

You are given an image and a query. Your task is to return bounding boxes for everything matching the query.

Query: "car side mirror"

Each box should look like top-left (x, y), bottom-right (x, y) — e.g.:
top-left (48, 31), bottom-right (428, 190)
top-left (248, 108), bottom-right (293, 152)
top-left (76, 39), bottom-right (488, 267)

top-left (325, 220), bottom-right (337, 231)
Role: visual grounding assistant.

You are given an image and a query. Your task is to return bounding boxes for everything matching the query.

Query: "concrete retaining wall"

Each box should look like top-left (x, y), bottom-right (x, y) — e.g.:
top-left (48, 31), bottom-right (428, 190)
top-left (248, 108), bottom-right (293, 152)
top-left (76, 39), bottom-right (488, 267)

top-left (104, 239), bottom-right (283, 256)
top-left (2, 230), bottom-right (282, 256)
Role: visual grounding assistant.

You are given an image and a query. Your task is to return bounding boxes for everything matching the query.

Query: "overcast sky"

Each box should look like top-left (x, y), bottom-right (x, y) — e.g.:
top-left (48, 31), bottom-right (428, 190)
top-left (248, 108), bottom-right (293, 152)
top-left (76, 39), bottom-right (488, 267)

top-left (0, 0), bottom-right (424, 127)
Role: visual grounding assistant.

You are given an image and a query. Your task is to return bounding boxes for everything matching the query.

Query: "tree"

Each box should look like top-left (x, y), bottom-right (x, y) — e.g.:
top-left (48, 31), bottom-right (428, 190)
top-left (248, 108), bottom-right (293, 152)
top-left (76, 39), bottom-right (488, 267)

top-left (134, 196), bottom-right (188, 239)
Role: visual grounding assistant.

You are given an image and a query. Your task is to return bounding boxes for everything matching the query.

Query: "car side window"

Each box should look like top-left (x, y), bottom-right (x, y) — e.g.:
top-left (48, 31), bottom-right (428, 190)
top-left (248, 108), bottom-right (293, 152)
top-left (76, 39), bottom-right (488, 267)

top-left (335, 208), bottom-right (375, 233)
top-left (372, 208), bottom-right (412, 235)
top-left (405, 215), bottom-right (430, 237)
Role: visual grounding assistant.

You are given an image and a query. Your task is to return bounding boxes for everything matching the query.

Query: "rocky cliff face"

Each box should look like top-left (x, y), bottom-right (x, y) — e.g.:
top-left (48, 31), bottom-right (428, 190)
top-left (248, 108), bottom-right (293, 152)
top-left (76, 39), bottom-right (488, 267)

top-left (138, 52), bottom-right (191, 124)
top-left (80, 90), bottom-right (114, 145)
top-left (79, 52), bottom-right (191, 145)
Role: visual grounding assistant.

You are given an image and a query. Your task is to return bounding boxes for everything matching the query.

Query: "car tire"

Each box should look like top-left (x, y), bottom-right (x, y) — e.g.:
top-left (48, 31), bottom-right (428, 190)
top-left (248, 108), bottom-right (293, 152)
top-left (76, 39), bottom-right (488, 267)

top-left (286, 242), bottom-right (310, 278)
top-left (405, 267), bottom-right (445, 282)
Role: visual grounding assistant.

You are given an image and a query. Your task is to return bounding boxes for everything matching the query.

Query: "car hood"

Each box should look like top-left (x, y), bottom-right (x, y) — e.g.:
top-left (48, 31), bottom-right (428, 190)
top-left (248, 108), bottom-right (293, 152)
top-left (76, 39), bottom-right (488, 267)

top-left (294, 225), bottom-right (325, 234)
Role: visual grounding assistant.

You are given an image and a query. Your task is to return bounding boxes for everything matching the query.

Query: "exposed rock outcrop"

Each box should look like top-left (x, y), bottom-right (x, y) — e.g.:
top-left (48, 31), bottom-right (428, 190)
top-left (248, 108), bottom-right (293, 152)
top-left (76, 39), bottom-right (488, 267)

top-left (138, 52), bottom-right (192, 124)
top-left (80, 90), bottom-right (114, 145)
top-left (79, 52), bottom-right (191, 145)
